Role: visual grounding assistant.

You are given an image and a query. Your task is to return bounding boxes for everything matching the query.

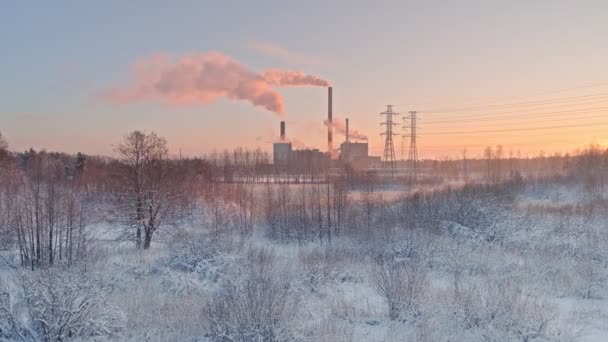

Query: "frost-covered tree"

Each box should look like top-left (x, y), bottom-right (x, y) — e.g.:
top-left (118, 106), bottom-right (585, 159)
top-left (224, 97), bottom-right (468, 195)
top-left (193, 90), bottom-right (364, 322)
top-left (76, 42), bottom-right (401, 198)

top-left (74, 152), bottom-right (86, 176)
top-left (573, 144), bottom-right (608, 199)
top-left (2, 151), bottom-right (92, 269)
top-left (116, 130), bottom-right (175, 249)
top-left (0, 131), bottom-right (9, 162)
top-left (0, 131), bottom-right (7, 150)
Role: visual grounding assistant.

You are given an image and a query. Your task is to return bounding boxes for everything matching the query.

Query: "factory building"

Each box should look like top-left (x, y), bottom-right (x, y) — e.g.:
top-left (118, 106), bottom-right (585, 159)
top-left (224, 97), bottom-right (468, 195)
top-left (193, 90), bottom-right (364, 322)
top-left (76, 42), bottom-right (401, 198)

top-left (341, 141), bottom-right (370, 169)
top-left (290, 148), bottom-right (329, 171)
top-left (273, 121), bottom-right (292, 167)
top-left (339, 141), bottom-right (381, 170)
top-left (338, 118), bottom-right (380, 170)
top-left (272, 86), bottom-right (379, 172)
top-left (273, 121), bottom-right (329, 172)
top-left (273, 142), bottom-right (292, 167)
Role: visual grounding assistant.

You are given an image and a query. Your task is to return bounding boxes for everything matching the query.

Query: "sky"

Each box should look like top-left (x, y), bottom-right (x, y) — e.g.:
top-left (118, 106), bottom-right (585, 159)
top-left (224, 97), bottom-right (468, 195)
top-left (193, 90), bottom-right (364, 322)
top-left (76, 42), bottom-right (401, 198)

top-left (1, 0), bottom-right (608, 159)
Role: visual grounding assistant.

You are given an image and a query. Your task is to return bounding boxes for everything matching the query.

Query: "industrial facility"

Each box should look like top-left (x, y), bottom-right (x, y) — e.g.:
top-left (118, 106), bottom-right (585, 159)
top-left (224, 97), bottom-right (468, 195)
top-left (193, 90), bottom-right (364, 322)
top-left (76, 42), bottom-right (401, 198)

top-left (273, 87), bottom-right (380, 171)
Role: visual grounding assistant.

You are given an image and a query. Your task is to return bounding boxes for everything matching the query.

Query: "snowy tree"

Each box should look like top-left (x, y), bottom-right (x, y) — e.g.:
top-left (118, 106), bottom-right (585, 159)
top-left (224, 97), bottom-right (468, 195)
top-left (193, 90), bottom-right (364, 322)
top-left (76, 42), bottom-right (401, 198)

top-left (74, 152), bottom-right (86, 176)
top-left (0, 131), bottom-right (7, 151)
top-left (116, 130), bottom-right (176, 249)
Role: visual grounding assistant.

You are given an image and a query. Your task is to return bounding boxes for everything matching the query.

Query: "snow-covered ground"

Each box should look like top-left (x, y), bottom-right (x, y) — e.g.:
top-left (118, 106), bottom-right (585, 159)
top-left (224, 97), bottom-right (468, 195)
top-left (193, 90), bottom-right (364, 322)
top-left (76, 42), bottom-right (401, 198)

top-left (2, 180), bottom-right (607, 341)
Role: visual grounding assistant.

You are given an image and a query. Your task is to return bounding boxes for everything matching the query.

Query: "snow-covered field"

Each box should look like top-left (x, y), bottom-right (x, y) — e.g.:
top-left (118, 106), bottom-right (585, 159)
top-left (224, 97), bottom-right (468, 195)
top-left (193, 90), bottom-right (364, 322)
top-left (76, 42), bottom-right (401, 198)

top-left (2, 179), bottom-right (607, 341)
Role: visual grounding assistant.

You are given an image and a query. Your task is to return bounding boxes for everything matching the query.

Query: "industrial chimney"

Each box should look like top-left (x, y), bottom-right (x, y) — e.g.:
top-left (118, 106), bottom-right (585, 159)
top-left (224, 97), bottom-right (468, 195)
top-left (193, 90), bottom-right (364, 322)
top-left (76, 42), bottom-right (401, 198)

top-left (280, 121), bottom-right (286, 141)
top-left (345, 118), bottom-right (349, 143)
top-left (327, 87), bottom-right (333, 156)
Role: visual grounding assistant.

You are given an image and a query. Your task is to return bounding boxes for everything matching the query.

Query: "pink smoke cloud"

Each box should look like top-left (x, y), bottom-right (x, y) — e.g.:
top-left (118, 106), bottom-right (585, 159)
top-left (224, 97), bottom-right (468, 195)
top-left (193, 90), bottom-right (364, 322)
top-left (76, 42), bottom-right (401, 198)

top-left (104, 52), bottom-right (330, 115)
top-left (263, 69), bottom-right (330, 87)
top-left (324, 118), bottom-right (368, 141)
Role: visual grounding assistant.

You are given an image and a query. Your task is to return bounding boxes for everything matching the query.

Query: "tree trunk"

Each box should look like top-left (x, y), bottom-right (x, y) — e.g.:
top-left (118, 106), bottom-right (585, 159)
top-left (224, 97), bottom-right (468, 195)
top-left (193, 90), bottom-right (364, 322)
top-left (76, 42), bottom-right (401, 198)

top-left (143, 231), bottom-right (152, 249)
top-left (135, 226), bottom-right (142, 249)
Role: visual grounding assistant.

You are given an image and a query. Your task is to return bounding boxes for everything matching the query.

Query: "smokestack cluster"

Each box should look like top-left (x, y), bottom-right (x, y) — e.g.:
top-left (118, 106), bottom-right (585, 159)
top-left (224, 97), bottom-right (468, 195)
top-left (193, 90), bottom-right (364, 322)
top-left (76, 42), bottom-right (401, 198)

top-left (280, 121), bottom-right (286, 141)
top-left (328, 87), bottom-right (333, 156)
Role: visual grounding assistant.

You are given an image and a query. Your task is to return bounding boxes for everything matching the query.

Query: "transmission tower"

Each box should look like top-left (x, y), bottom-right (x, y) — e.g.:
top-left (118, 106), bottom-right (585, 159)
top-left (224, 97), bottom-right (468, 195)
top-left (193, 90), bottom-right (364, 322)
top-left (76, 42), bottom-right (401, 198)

top-left (380, 105), bottom-right (400, 169)
top-left (401, 132), bottom-right (406, 162)
top-left (403, 111), bottom-right (419, 180)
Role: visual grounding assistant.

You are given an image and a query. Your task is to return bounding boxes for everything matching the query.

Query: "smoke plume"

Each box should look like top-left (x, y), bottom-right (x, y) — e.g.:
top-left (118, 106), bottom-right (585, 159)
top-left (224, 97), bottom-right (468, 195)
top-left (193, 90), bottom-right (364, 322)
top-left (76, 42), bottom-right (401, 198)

top-left (263, 69), bottom-right (329, 87)
top-left (105, 52), bottom-right (330, 115)
top-left (324, 118), bottom-right (368, 141)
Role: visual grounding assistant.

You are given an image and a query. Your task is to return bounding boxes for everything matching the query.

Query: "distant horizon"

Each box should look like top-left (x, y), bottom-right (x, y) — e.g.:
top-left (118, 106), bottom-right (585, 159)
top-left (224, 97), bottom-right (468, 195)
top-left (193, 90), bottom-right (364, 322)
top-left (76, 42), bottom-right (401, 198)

top-left (2, 134), bottom-right (603, 162)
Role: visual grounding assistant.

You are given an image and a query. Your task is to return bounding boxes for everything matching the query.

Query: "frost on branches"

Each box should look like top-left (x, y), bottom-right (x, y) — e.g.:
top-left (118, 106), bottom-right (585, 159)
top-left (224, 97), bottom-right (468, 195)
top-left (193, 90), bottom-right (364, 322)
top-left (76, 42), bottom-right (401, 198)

top-left (1, 269), bottom-right (124, 341)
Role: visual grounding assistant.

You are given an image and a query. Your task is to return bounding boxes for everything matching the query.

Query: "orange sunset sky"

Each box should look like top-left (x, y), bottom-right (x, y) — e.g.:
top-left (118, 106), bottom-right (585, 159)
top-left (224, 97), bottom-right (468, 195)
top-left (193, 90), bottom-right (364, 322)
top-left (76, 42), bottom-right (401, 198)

top-left (2, 1), bottom-right (608, 159)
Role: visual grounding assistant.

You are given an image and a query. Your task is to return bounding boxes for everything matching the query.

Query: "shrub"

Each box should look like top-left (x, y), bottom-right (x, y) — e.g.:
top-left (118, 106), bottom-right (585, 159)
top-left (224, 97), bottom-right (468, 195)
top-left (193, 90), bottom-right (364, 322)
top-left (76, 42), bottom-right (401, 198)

top-left (206, 248), bottom-right (298, 342)
top-left (371, 255), bottom-right (428, 321)
top-left (2, 268), bottom-right (124, 341)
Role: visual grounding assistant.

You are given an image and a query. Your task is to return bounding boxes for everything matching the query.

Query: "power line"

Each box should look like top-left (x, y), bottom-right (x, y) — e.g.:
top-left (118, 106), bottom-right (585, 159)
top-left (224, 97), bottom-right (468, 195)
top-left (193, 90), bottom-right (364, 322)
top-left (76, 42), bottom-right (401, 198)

top-left (423, 136), bottom-right (588, 147)
top-left (426, 114), bottom-right (606, 127)
top-left (426, 104), bottom-right (608, 122)
top-left (398, 86), bottom-right (608, 157)
top-left (422, 92), bottom-right (608, 113)
top-left (424, 122), bottom-right (608, 135)
top-left (423, 129), bottom-right (606, 140)
top-left (420, 137), bottom-right (582, 148)
top-left (416, 81), bottom-right (608, 112)
top-left (428, 123), bottom-right (606, 140)
top-left (426, 109), bottom-right (608, 124)
top-left (420, 142), bottom-right (567, 150)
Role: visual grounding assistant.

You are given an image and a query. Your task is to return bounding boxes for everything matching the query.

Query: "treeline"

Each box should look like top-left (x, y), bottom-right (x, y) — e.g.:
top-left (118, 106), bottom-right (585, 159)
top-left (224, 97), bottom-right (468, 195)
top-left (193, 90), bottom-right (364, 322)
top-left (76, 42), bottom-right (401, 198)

top-left (413, 144), bottom-right (608, 188)
top-left (2, 130), bottom-right (608, 266)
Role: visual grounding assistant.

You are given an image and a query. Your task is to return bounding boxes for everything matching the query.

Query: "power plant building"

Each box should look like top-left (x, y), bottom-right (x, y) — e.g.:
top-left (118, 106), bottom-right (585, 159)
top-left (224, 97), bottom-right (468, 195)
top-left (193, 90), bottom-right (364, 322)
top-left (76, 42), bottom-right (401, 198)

top-left (273, 141), bottom-right (292, 167)
top-left (272, 87), bottom-right (379, 171)
top-left (338, 117), bottom-right (380, 170)
top-left (273, 121), bottom-right (329, 172)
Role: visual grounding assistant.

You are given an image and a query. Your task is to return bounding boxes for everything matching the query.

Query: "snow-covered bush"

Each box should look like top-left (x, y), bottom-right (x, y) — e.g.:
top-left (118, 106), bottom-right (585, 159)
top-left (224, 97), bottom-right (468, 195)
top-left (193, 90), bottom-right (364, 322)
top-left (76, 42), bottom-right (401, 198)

top-left (573, 258), bottom-right (604, 299)
top-left (299, 245), bottom-right (362, 291)
top-left (442, 276), bottom-right (556, 341)
top-left (108, 278), bottom-right (208, 342)
top-left (164, 230), bottom-right (234, 277)
top-left (206, 248), bottom-right (298, 342)
top-left (371, 256), bottom-right (428, 321)
top-left (0, 285), bottom-right (20, 341)
top-left (1, 269), bottom-right (124, 341)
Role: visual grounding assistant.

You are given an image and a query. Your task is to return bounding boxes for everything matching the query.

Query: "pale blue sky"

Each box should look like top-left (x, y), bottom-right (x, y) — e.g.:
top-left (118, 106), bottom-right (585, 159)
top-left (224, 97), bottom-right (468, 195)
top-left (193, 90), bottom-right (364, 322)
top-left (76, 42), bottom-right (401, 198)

top-left (1, 0), bottom-right (608, 157)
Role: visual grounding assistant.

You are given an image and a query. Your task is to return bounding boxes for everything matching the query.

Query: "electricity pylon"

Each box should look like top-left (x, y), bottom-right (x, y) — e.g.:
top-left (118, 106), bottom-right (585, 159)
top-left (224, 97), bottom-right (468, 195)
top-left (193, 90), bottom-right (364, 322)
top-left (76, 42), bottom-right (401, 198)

top-left (403, 111), bottom-right (419, 180)
top-left (381, 105), bottom-right (400, 170)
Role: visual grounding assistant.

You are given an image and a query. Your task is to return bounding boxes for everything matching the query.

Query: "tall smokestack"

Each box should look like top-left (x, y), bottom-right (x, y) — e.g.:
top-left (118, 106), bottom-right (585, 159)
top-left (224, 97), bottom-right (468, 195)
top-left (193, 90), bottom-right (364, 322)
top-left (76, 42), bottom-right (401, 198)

top-left (280, 121), bottom-right (285, 141)
top-left (346, 118), bottom-right (349, 143)
top-left (328, 87), bottom-right (333, 156)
